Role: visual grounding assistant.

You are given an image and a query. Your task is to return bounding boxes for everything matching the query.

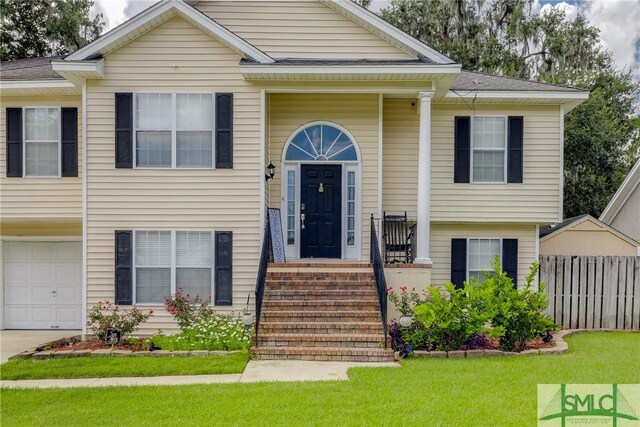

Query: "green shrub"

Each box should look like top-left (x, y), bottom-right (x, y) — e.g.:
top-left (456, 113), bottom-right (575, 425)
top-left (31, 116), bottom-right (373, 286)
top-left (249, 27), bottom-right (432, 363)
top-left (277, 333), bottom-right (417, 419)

top-left (410, 259), bottom-right (556, 352)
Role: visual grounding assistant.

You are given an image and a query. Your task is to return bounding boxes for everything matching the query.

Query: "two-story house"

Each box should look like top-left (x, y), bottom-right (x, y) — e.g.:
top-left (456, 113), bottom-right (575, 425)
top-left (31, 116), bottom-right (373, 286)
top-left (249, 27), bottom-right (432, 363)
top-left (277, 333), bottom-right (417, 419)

top-left (0, 0), bottom-right (587, 359)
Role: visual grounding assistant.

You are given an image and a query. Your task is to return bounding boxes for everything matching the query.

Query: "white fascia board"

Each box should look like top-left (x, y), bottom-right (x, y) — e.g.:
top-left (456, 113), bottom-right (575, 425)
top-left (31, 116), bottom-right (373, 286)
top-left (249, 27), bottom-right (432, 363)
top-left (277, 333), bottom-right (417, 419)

top-left (65, 0), bottom-right (274, 63)
top-left (600, 159), bottom-right (640, 223)
top-left (445, 90), bottom-right (589, 101)
top-left (0, 80), bottom-right (76, 90)
top-left (241, 64), bottom-right (461, 75)
top-left (322, 0), bottom-right (454, 64)
top-left (51, 59), bottom-right (104, 76)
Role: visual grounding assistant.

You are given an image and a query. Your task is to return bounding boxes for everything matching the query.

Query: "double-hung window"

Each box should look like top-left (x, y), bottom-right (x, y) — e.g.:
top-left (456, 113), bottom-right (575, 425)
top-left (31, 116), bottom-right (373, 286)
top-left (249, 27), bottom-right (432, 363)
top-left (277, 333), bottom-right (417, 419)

top-left (471, 117), bottom-right (507, 182)
top-left (467, 238), bottom-right (501, 282)
top-left (23, 107), bottom-right (60, 177)
top-left (134, 230), bottom-right (213, 304)
top-left (135, 93), bottom-right (213, 168)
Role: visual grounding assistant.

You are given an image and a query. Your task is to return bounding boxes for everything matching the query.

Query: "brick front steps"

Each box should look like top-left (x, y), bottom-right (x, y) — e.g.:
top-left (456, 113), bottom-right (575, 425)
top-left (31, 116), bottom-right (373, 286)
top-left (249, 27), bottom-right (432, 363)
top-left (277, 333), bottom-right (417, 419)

top-left (251, 263), bottom-right (394, 362)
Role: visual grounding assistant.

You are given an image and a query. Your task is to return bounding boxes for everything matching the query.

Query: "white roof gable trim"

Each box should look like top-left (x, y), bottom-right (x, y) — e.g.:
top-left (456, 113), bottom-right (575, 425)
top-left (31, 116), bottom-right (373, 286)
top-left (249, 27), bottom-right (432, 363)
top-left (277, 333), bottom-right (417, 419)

top-left (600, 158), bottom-right (640, 224)
top-left (320, 0), bottom-right (454, 64)
top-left (64, 0), bottom-right (274, 63)
top-left (540, 215), bottom-right (640, 247)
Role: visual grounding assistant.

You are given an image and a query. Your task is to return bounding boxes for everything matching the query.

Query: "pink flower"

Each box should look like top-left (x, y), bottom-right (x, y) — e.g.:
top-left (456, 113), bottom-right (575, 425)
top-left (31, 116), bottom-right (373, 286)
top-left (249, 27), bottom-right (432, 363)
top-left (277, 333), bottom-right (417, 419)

top-left (149, 310), bottom-right (154, 315)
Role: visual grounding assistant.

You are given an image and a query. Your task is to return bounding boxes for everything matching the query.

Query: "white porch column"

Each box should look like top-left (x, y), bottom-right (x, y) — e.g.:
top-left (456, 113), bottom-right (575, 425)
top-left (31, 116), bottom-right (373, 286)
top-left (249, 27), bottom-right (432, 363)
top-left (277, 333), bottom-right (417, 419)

top-left (415, 91), bottom-right (434, 264)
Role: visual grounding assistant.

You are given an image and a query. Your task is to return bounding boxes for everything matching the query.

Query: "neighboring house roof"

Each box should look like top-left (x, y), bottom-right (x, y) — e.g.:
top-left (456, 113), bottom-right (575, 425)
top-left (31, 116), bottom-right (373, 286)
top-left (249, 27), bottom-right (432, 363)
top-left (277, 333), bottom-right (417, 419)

top-left (451, 70), bottom-right (581, 92)
top-left (600, 158), bottom-right (640, 224)
top-left (539, 215), bottom-right (589, 238)
top-left (540, 214), bottom-right (640, 246)
top-left (0, 56), bottom-right (64, 80)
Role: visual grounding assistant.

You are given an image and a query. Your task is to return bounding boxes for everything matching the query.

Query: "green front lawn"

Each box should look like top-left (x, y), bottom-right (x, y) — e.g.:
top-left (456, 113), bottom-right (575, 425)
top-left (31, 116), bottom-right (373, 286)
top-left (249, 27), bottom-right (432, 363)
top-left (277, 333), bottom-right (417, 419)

top-left (0, 352), bottom-right (248, 380)
top-left (1, 333), bottom-right (638, 426)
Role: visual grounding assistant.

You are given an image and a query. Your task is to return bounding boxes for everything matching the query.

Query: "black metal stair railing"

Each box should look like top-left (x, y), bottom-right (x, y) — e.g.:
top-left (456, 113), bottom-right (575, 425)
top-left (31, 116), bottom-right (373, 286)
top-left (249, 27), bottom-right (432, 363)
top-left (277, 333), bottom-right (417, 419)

top-left (370, 214), bottom-right (388, 348)
top-left (254, 214), bottom-right (272, 346)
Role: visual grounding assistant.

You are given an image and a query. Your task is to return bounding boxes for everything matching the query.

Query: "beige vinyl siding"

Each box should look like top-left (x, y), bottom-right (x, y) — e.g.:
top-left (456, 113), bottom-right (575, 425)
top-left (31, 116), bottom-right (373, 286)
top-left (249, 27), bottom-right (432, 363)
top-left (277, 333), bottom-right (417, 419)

top-left (382, 99), bottom-right (418, 217)
top-left (430, 223), bottom-right (537, 288)
top-left (432, 104), bottom-right (562, 223)
top-left (85, 16), bottom-right (262, 334)
top-left (0, 95), bottom-right (82, 220)
top-left (196, 1), bottom-right (415, 60)
top-left (268, 93), bottom-right (379, 259)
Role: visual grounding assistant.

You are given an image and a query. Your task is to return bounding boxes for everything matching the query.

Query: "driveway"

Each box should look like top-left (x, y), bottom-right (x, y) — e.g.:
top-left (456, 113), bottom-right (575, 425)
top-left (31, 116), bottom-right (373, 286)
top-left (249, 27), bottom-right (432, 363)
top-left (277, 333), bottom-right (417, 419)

top-left (0, 330), bottom-right (80, 363)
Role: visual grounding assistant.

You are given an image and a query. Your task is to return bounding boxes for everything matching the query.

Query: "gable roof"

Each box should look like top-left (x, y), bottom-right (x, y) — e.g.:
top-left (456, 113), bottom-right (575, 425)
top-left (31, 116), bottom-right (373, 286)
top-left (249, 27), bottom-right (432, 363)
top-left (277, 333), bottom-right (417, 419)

top-left (600, 158), bottom-right (640, 224)
top-left (540, 214), bottom-right (640, 246)
top-left (64, 0), bottom-right (274, 63)
top-left (0, 56), bottom-right (63, 80)
top-left (318, 0), bottom-right (453, 64)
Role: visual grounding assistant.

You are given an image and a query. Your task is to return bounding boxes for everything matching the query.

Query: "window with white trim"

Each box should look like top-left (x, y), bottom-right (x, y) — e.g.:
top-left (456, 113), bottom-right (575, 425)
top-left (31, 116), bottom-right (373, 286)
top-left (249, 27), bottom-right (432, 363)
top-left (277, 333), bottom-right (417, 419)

top-left (472, 117), bottom-right (506, 182)
top-left (135, 93), bottom-right (213, 168)
top-left (468, 238), bottom-right (501, 282)
top-left (347, 171), bottom-right (356, 246)
top-left (24, 107), bottom-right (60, 177)
top-left (286, 170), bottom-right (296, 245)
top-left (134, 230), bottom-right (213, 304)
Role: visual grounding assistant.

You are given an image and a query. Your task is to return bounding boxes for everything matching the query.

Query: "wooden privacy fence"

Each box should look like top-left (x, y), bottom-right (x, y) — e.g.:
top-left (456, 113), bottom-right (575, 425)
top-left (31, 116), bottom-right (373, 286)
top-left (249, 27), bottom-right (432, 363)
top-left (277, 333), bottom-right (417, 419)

top-left (539, 256), bottom-right (640, 330)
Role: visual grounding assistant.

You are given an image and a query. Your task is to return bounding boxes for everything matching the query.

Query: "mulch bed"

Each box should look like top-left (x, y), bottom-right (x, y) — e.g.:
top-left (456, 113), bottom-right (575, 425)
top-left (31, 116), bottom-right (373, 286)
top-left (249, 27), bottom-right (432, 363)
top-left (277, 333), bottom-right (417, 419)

top-left (51, 338), bottom-right (147, 353)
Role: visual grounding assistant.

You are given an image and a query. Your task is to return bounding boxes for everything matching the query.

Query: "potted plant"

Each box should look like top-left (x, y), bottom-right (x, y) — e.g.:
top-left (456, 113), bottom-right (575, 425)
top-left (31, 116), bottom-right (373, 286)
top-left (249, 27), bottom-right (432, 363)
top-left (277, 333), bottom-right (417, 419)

top-left (388, 286), bottom-right (423, 327)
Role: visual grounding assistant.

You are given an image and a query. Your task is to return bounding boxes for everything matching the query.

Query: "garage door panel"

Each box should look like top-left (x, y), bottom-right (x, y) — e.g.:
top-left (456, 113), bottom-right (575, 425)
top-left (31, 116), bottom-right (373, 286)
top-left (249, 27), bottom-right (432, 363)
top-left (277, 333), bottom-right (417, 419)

top-left (55, 264), bottom-right (81, 283)
top-left (4, 243), bottom-right (29, 261)
top-left (31, 243), bottom-right (56, 261)
top-left (55, 243), bottom-right (82, 261)
top-left (32, 264), bottom-right (54, 282)
top-left (4, 263), bottom-right (30, 283)
top-left (4, 241), bottom-right (82, 330)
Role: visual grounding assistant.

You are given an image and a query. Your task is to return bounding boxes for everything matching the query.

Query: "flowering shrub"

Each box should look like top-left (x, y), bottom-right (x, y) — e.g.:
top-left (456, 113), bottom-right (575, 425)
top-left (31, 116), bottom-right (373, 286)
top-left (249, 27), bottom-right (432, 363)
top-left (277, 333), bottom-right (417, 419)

top-left (149, 313), bottom-right (251, 351)
top-left (87, 301), bottom-right (152, 341)
top-left (158, 291), bottom-right (252, 351)
top-left (387, 286), bottom-right (425, 315)
top-left (164, 290), bottom-right (212, 329)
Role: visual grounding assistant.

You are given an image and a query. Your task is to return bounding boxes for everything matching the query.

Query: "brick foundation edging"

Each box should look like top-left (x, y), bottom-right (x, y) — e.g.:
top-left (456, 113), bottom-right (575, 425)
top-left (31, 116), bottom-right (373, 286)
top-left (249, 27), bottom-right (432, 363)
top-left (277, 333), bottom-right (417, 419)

top-left (9, 336), bottom-right (243, 360)
top-left (397, 329), bottom-right (636, 360)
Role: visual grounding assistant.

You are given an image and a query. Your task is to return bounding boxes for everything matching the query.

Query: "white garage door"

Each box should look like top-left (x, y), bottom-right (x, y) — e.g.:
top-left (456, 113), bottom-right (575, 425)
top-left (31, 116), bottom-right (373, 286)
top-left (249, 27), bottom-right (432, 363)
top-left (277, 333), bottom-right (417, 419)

top-left (3, 241), bottom-right (82, 330)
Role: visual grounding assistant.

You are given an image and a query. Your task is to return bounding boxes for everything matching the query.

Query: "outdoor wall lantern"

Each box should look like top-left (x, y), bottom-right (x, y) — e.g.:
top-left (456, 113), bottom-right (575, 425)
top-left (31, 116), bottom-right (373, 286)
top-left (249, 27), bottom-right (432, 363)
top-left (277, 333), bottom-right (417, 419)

top-left (265, 162), bottom-right (276, 181)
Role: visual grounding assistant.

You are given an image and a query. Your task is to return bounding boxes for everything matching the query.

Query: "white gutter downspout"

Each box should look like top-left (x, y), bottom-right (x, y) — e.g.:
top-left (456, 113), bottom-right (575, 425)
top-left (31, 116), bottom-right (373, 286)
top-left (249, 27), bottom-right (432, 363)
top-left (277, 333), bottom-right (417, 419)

top-left (82, 79), bottom-right (88, 336)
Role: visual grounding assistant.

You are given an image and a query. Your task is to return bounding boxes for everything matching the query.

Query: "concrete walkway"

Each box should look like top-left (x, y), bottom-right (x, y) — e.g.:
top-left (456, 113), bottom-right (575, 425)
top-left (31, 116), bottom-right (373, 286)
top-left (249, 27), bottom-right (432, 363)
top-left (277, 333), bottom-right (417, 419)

top-left (0, 330), bottom-right (79, 363)
top-left (0, 360), bottom-right (399, 389)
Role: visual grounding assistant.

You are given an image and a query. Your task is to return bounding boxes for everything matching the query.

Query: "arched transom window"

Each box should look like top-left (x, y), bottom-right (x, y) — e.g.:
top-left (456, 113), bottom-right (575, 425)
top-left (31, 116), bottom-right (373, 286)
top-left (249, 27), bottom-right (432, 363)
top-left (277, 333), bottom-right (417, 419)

top-left (285, 124), bottom-right (358, 162)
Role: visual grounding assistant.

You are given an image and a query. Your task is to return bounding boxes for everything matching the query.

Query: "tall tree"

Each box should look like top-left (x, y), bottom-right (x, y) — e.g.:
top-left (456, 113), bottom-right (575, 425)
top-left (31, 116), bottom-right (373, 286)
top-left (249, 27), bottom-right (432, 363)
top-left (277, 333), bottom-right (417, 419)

top-left (1, 0), bottom-right (104, 61)
top-left (380, 0), bottom-right (640, 218)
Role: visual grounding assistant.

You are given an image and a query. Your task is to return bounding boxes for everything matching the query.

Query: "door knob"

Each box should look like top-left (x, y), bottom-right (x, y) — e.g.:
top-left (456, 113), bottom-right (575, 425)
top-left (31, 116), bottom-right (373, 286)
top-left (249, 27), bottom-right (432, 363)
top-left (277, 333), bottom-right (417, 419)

top-left (301, 213), bottom-right (305, 229)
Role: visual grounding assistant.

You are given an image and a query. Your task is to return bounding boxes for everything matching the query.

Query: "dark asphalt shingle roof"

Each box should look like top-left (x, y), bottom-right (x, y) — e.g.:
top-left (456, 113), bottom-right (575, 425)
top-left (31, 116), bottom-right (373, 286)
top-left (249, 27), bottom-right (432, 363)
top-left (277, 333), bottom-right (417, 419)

top-left (1, 56), bottom-right (582, 94)
top-left (452, 70), bottom-right (581, 92)
top-left (0, 56), bottom-right (63, 80)
top-left (539, 215), bottom-right (590, 238)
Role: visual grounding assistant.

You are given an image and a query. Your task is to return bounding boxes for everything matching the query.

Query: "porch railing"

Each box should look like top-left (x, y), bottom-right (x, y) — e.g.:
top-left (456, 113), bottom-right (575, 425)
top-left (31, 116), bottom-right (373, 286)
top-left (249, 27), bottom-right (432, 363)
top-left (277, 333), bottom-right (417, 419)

top-left (370, 214), bottom-right (388, 348)
top-left (254, 214), bottom-right (272, 346)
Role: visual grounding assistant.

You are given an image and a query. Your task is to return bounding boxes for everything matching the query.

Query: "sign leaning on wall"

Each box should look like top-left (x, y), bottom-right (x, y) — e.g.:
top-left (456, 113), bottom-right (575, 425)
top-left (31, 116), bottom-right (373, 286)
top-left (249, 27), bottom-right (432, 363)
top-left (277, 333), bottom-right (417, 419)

top-left (268, 208), bottom-right (286, 263)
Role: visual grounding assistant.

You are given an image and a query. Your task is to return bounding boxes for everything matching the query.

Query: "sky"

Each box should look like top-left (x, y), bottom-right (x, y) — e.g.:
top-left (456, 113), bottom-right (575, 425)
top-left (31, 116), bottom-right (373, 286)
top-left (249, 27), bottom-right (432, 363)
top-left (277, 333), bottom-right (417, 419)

top-left (91, 0), bottom-right (640, 78)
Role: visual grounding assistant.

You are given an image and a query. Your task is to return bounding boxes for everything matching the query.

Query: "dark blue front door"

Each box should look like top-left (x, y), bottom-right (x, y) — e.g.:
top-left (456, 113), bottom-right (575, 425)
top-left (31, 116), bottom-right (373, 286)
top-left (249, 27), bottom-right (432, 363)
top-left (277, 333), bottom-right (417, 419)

top-left (300, 164), bottom-right (342, 258)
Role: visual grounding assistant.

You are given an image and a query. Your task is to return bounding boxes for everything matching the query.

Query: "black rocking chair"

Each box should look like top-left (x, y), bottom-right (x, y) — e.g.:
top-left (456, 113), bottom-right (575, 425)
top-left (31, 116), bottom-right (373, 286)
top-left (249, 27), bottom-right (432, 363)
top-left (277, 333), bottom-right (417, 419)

top-left (382, 211), bottom-right (415, 264)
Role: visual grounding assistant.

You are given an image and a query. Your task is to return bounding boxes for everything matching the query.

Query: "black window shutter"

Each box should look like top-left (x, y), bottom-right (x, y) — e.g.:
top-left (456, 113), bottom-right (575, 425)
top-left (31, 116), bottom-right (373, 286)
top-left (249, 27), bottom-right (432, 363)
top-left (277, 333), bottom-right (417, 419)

top-left (502, 239), bottom-right (518, 288)
top-left (61, 107), bottom-right (78, 177)
top-left (115, 230), bottom-right (133, 305)
top-left (215, 231), bottom-right (233, 305)
top-left (507, 116), bottom-right (523, 183)
top-left (115, 93), bottom-right (133, 168)
top-left (215, 93), bottom-right (233, 169)
top-left (451, 238), bottom-right (467, 289)
top-left (454, 116), bottom-right (470, 183)
top-left (6, 108), bottom-right (23, 177)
